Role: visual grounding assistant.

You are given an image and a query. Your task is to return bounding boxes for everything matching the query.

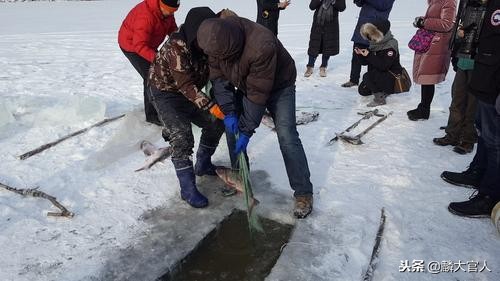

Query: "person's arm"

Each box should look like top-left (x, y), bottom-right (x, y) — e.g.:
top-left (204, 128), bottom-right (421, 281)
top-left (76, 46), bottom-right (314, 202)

top-left (132, 15), bottom-right (156, 62)
top-left (207, 57), bottom-right (236, 115)
top-left (239, 41), bottom-right (277, 135)
top-left (364, 0), bottom-right (394, 12)
top-left (166, 40), bottom-right (214, 110)
top-left (366, 48), bottom-right (398, 71)
top-left (422, 0), bottom-right (456, 33)
top-left (309, 0), bottom-right (322, 11)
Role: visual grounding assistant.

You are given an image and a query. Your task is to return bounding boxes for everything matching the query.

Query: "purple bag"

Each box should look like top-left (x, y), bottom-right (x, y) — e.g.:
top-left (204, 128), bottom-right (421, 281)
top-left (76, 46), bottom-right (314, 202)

top-left (408, 28), bottom-right (435, 53)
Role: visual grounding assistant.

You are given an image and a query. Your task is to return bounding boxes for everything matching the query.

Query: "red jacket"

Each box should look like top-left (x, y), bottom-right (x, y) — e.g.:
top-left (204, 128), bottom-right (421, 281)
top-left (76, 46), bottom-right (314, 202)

top-left (118, 0), bottom-right (177, 62)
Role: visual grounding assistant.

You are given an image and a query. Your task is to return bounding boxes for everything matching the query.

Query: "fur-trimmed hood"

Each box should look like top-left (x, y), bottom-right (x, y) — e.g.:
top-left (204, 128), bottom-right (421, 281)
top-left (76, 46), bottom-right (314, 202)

top-left (360, 19), bottom-right (390, 43)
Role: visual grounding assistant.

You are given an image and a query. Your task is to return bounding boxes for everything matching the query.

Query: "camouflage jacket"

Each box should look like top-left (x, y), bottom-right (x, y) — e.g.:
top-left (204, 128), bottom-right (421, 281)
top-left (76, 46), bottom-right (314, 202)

top-left (148, 36), bottom-right (212, 109)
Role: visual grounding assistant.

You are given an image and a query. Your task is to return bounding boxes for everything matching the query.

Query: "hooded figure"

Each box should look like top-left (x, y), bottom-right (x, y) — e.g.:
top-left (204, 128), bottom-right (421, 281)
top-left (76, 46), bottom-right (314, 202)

top-left (357, 19), bottom-right (403, 106)
top-left (147, 7), bottom-right (229, 209)
top-left (197, 17), bottom-right (314, 219)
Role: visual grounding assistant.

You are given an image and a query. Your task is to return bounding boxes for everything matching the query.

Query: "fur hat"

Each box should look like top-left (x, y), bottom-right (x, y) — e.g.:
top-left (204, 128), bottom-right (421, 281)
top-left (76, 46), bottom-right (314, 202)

top-left (360, 19), bottom-right (391, 42)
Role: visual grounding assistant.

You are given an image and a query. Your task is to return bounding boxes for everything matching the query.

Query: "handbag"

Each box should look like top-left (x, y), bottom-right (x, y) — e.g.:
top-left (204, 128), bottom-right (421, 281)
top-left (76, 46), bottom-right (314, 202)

top-left (389, 67), bottom-right (412, 94)
top-left (408, 28), bottom-right (435, 53)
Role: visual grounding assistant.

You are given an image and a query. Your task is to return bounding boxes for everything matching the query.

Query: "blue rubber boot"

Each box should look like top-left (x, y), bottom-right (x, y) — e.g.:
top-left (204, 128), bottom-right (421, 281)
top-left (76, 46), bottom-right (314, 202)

top-left (172, 159), bottom-right (208, 208)
top-left (194, 144), bottom-right (217, 176)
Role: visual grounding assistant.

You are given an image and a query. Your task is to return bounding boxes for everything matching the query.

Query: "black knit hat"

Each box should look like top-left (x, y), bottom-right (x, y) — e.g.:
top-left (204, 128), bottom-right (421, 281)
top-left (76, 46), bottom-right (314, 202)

top-left (181, 7), bottom-right (217, 47)
top-left (161, 0), bottom-right (180, 8)
top-left (373, 19), bottom-right (391, 35)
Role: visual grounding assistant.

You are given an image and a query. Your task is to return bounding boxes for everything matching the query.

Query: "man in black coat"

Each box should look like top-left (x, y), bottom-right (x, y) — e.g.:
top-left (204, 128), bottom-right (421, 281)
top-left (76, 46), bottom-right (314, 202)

top-left (444, 0), bottom-right (500, 218)
top-left (256, 0), bottom-right (290, 36)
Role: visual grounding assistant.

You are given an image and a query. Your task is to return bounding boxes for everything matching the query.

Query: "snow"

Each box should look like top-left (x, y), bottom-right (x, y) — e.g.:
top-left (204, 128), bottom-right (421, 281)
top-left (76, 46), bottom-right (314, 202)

top-left (0, 1), bottom-right (499, 281)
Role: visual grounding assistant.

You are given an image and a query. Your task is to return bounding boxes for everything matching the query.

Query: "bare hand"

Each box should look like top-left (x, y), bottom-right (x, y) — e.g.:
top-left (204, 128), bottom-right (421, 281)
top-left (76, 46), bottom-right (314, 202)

top-left (278, 0), bottom-right (291, 9)
top-left (359, 49), bottom-right (369, 56)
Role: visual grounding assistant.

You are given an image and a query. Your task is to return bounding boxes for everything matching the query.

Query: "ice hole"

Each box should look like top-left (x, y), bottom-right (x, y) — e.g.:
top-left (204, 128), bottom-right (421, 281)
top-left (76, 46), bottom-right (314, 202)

top-left (159, 210), bottom-right (294, 281)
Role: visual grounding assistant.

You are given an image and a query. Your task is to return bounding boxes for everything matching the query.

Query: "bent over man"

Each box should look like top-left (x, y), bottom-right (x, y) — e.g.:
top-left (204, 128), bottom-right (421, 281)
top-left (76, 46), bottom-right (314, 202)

top-left (197, 16), bottom-right (314, 218)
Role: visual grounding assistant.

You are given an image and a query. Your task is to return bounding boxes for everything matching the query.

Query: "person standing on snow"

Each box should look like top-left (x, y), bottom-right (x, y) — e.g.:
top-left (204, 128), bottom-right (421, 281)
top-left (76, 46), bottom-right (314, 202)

top-left (444, 0), bottom-right (500, 218)
top-left (118, 0), bottom-right (179, 126)
top-left (356, 19), bottom-right (403, 107)
top-left (148, 7), bottom-right (226, 208)
top-left (197, 16), bottom-right (315, 219)
top-left (256, 0), bottom-right (291, 36)
top-left (406, 0), bottom-right (456, 121)
top-left (304, 0), bottom-right (346, 78)
top-left (341, 0), bottom-right (395, 88)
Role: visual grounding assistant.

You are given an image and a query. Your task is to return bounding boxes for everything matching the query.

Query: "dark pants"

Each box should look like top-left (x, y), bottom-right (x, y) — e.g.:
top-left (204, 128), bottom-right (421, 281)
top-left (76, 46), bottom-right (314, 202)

top-left (121, 48), bottom-right (160, 124)
top-left (445, 69), bottom-right (477, 143)
top-left (266, 85), bottom-right (313, 196)
top-left (349, 43), bottom-right (369, 83)
top-left (307, 54), bottom-right (330, 68)
top-left (471, 100), bottom-right (500, 200)
top-left (420, 84), bottom-right (435, 108)
top-left (148, 86), bottom-right (225, 161)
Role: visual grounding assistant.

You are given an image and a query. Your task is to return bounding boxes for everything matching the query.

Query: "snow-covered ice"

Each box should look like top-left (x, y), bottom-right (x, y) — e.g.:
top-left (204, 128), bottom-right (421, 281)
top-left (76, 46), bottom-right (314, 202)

top-left (0, 1), bottom-right (498, 281)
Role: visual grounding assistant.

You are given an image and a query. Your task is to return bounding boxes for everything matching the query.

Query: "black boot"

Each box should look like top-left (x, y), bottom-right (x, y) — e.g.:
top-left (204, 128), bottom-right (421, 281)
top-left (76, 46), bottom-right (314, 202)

top-left (172, 159), bottom-right (208, 208)
top-left (441, 166), bottom-right (482, 189)
top-left (194, 144), bottom-right (217, 176)
top-left (448, 193), bottom-right (498, 218)
top-left (407, 103), bottom-right (430, 121)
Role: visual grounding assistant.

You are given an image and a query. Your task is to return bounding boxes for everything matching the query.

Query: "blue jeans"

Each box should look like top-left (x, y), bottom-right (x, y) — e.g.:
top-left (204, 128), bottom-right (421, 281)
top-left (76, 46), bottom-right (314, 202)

top-left (307, 55), bottom-right (330, 68)
top-left (472, 100), bottom-right (500, 200)
top-left (266, 85), bottom-right (313, 196)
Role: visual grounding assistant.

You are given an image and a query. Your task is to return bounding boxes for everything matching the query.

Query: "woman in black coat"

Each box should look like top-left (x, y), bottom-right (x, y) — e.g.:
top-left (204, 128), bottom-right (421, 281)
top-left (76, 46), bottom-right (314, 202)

top-left (256, 0), bottom-right (290, 36)
top-left (304, 0), bottom-right (346, 77)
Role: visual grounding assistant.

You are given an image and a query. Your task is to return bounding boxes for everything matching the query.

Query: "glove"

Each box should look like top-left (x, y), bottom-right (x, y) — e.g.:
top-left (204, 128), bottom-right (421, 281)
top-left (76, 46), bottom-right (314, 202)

top-left (224, 113), bottom-right (239, 134)
top-left (235, 133), bottom-right (250, 155)
top-left (413, 17), bottom-right (425, 28)
top-left (209, 104), bottom-right (225, 120)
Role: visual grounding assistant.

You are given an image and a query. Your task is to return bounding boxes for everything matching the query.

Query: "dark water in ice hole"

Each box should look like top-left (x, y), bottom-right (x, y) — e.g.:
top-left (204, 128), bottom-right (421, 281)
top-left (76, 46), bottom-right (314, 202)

top-left (159, 210), bottom-right (294, 281)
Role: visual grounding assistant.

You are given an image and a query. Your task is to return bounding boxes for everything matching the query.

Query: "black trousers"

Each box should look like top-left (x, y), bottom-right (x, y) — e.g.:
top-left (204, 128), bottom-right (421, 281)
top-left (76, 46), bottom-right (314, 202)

top-left (349, 43), bottom-right (369, 83)
top-left (148, 86), bottom-right (225, 161)
top-left (121, 48), bottom-right (160, 124)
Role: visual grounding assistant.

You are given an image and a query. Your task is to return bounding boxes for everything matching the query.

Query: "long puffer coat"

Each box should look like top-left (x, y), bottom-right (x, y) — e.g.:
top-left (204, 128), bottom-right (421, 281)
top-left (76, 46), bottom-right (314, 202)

top-left (412, 0), bottom-right (456, 85)
top-left (118, 0), bottom-right (177, 63)
top-left (307, 0), bottom-right (346, 57)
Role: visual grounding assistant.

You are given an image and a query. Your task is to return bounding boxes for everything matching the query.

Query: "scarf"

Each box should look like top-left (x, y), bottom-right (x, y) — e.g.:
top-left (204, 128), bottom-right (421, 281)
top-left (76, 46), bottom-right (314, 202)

top-left (369, 30), bottom-right (399, 53)
top-left (316, 0), bottom-right (336, 26)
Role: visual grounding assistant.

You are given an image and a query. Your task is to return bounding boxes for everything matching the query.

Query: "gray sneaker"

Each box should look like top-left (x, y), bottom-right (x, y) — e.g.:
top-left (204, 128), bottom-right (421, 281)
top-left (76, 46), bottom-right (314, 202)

top-left (293, 195), bottom-right (313, 219)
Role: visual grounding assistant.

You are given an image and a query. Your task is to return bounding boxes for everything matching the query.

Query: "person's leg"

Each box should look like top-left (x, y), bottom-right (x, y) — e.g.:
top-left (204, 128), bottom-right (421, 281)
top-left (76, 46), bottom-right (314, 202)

top-left (268, 85), bottom-right (313, 218)
top-left (476, 101), bottom-right (500, 200)
top-left (304, 55), bottom-right (316, 77)
top-left (461, 70), bottom-right (478, 144)
top-left (351, 43), bottom-right (366, 82)
top-left (149, 86), bottom-right (208, 208)
top-left (190, 108), bottom-right (226, 176)
top-left (319, 55), bottom-right (330, 77)
top-left (320, 55), bottom-right (330, 68)
top-left (267, 86), bottom-right (313, 197)
top-left (448, 100), bottom-right (500, 217)
top-left (407, 84), bottom-right (434, 121)
top-left (444, 69), bottom-right (467, 141)
top-left (122, 49), bottom-right (160, 124)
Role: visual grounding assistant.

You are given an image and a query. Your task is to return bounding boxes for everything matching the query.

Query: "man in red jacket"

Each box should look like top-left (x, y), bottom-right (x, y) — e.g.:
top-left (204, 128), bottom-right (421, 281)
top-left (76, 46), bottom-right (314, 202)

top-left (118, 0), bottom-right (179, 125)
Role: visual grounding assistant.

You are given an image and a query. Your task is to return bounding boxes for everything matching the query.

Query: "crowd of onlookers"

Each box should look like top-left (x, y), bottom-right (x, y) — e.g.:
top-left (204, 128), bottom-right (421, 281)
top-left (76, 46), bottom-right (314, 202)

top-left (117, 0), bottom-right (499, 220)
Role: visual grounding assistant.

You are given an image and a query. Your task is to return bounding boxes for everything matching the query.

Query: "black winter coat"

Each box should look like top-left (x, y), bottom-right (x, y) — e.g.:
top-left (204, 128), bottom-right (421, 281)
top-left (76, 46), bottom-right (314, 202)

top-left (256, 0), bottom-right (282, 36)
top-left (469, 0), bottom-right (500, 104)
top-left (307, 0), bottom-right (346, 57)
top-left (359, 48), bottom-right (402, 95)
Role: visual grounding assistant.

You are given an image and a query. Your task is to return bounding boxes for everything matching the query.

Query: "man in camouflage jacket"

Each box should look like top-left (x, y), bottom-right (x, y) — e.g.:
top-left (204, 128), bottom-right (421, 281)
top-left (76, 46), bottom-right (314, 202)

top-left (148, 7), bottom-right (225, 208)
